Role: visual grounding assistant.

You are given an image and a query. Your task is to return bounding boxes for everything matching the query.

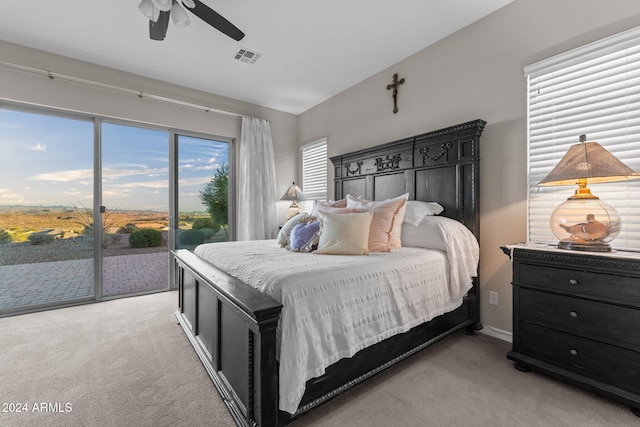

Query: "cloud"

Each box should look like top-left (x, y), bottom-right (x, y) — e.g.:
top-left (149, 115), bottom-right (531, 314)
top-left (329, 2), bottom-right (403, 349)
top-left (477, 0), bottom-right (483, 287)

top-left (0, 188), bottom-right (26, 204)
top-left (27, 143), bottom-right (46, 151)
top-left (102, 167), bottom-right (168, 179)
top-left (178, 176), bottom-right (210, 187)
top-left (32, 169), bottom-right (93, 182)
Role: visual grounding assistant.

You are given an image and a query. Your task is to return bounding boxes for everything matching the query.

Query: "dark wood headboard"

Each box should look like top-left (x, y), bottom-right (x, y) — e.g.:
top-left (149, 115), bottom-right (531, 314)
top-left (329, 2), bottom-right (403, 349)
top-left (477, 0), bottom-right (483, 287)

top-left (329, 119), bottom-right (486, 241)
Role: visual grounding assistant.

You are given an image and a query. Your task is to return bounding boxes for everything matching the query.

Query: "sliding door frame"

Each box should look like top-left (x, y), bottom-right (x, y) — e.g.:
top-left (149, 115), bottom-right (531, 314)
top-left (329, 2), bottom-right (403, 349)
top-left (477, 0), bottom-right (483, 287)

top-left (168, 130), bottom-right (236, 290)
top-left (1, 99), bottom-right (237, 315)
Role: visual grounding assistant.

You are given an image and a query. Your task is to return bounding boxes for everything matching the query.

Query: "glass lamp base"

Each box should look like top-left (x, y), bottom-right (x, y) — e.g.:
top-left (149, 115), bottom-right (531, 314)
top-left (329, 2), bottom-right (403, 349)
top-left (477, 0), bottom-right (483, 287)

top-left (557, 239), bottom-right (611, 252)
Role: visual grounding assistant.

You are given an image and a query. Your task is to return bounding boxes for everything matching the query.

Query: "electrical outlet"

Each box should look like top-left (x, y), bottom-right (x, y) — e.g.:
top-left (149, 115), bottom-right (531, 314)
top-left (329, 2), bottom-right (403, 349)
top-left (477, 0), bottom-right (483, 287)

top-left (489, 291), bottom-right (499, 306)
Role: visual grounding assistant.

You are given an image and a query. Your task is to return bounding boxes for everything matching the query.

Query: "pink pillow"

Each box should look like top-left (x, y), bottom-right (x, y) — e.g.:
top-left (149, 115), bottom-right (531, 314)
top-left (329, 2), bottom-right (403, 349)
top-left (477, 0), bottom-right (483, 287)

top-left (347, 193), bottom-right (408, 251)
top-left (310, 198), bottom-right (348, 218)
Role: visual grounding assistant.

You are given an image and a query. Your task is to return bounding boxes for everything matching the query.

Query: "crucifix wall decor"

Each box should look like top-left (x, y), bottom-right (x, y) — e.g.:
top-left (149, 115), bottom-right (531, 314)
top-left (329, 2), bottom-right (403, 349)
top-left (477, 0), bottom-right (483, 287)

top-left (386, 73), bottom-right (405, 114)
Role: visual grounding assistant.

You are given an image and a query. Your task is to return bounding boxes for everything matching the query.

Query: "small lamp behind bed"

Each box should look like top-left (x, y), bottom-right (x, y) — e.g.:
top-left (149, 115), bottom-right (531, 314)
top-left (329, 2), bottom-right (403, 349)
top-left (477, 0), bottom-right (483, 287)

top-left (280, 182), bottom-right (306, 220)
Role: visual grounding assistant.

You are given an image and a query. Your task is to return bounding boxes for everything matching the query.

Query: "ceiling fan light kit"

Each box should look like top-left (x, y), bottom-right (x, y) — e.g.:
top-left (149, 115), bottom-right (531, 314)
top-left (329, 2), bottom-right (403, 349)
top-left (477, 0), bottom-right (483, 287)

top-left (138, 0), bottom-right (160, 22)
top-left (151, 0), bottom-right (172, 12)
top-left (170, 1), bottom-right (190, 27)
top-left (138, 0), bottom-right (245, 42)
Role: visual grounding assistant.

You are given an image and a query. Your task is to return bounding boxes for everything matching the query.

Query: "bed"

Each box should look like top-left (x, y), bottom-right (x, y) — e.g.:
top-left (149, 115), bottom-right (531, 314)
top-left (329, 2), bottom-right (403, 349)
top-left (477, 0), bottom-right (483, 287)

top-left (172, 119), bottom-right (486, 426)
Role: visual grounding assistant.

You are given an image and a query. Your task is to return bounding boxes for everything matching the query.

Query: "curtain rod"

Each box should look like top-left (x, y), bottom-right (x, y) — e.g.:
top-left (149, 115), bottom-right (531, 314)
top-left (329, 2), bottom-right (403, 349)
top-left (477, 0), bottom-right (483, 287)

top-left (0, 60), bottom-right (245, 119)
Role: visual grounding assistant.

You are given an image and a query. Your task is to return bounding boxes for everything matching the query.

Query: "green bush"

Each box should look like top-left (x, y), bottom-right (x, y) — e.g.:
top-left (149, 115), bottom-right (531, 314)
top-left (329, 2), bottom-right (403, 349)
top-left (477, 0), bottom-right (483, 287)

top-left (0, 229), bottom-right (11, 244)
top-left (192, 217), bottom-right (221, 233)
top-left (28, 233), bottom-right (55, 245)
top-left (129, 229), bottom-right (163, 248)
top-left (179, 229), bottom-right (205, 245)
top-left (198, 228), bottom-right (216, 240)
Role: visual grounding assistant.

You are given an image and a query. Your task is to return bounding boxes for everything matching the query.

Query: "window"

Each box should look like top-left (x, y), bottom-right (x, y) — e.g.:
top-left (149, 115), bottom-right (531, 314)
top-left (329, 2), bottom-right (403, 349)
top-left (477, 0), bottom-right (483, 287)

top-left (526, 26), bottom-right (640, 250)
top-left (301, 138), bottom-right (328, 212)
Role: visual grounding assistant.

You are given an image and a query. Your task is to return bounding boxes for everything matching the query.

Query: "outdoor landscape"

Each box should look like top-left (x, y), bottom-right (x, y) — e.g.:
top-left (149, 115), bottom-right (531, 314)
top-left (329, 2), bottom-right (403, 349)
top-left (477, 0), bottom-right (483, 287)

top-left (0, 204), bottom-right (224, 266)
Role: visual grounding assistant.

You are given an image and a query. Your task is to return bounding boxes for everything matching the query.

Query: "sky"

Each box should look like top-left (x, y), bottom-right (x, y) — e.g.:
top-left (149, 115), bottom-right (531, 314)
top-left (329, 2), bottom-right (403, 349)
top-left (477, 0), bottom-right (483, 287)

top-left (0, 108), bottom-right (228, 212)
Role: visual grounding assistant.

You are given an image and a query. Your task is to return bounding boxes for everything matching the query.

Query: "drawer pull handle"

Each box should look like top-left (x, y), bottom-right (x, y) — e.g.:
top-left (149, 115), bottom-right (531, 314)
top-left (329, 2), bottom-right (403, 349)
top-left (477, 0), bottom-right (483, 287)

top-left (569, 278), bottom-right (578, 285)
top-left (570, 349), bottom-right (578, 356)
top-left (569, 311), bottom-right (578, 318)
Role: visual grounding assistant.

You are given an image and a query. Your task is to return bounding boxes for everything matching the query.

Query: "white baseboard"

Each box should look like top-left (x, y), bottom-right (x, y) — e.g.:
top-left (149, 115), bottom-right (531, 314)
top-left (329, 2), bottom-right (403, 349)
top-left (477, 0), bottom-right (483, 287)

top-left (479, 325), bottom-right (513, 343)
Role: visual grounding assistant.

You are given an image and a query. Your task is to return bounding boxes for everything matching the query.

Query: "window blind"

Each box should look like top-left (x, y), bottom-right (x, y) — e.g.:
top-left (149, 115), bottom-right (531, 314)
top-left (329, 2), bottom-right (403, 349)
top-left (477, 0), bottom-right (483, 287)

top-left (526, 26), bottom-right (640, 250)
top-left (301, 138), bottom-right (327, 212)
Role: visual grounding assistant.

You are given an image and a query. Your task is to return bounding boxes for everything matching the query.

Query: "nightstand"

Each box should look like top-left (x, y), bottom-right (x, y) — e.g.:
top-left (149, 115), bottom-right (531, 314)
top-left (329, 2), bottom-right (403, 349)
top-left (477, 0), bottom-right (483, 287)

top-left (505, 243), bottom-right (640, 416)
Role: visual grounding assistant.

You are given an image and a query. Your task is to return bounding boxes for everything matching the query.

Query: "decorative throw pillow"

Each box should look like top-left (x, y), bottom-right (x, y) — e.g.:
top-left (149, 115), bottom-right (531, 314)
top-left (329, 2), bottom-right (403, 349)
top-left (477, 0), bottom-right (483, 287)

top-left (346, 193), bottom-right (408, 251)
top-left (310, 198), bottom-right (349, 218)
top-left (277, 212), bottom-right (311, 248)
top-left (289, 221), bottom-right (321, 252)
top-left (315, 211), bottom-right (373, 255)
top-left (403, 200), bottom-right (444, 226)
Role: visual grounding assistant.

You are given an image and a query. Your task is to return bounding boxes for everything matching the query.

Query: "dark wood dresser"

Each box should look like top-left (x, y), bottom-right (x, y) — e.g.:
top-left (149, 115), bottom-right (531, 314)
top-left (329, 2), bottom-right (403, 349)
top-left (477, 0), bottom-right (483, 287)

top-left (506, 244), bottom-right (640, 416)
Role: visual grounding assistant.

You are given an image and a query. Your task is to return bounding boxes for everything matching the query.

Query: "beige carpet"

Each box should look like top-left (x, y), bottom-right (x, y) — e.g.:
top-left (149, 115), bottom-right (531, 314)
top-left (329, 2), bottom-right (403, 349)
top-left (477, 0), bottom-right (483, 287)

top-left (0, 291), bottom-right (637, 427)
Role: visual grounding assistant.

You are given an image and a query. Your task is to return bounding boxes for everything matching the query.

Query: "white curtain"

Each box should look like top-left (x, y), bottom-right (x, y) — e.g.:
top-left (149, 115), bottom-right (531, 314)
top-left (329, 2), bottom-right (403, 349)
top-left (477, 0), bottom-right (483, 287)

top-left (238, 116), bottom-right (278, 240)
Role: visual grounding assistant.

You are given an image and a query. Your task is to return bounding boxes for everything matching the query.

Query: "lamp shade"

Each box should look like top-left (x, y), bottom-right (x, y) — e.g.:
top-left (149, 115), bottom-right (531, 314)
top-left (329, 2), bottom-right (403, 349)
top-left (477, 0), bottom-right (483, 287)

top-left (539, 138), bottom-right (640, 187)
top-left (280, 182), bottom-right (305, 201)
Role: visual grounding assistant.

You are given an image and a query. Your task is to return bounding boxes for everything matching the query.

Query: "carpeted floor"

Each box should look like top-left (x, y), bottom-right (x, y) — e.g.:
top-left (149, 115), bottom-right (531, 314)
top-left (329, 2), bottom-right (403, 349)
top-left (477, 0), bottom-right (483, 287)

top-left (0, 291), bottom-right (637, 426)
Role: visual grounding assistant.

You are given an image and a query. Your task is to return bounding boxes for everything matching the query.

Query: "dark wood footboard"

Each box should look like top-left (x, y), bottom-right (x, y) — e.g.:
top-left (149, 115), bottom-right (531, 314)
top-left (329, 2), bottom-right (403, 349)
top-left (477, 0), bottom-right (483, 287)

top-left (173, 249), bottom-right (282, 427)
top-left (175, 248), bottom-right (481, 427)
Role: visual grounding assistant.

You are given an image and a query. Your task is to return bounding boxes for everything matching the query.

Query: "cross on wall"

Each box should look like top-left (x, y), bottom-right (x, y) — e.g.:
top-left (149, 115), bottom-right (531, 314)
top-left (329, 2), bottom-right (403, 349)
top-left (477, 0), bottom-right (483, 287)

top-left (386, 73), bottom-right (405, 114)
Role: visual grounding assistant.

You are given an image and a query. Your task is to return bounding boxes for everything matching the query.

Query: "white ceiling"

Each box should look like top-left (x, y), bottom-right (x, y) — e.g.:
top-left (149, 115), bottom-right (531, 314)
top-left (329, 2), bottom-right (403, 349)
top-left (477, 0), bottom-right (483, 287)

top-left (0, 0), bottom-right (513, 115)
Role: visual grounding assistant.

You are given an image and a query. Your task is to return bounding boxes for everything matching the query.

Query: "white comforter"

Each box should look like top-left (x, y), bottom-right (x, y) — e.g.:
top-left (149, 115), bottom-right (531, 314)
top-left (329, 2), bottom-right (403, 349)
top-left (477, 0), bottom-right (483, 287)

top-left (194, 229), bottom-right (478, 414)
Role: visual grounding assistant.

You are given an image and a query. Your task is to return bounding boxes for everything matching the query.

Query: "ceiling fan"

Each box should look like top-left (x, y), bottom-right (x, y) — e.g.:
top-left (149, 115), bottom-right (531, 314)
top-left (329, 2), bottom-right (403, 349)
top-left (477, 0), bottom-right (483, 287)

top-left (138, 0), bottom-right (245, 42)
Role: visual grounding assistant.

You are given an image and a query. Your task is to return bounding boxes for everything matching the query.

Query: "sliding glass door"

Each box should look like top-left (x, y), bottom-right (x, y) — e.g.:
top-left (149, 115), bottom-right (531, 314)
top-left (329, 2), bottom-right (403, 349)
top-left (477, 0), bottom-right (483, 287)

top-left (101, 122), bottom-right (170, 297)
top-left (0, 107), bottom-right (95, 314)
top-left (0, 103), bottom-right (233, 315)
top-left (175, 134), bottom-right (232, 251)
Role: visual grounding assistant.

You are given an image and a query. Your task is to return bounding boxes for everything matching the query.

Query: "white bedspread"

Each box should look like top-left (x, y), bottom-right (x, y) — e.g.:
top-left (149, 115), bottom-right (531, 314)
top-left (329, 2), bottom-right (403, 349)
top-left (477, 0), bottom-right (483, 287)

top-left (194, 234), bottom-right (478, 414)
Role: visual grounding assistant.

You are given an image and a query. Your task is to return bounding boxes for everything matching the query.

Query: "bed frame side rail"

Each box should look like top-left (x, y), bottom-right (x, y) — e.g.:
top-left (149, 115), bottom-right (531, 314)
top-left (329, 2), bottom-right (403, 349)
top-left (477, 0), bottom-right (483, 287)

top-left (173, 249), bottom-right (283, 427)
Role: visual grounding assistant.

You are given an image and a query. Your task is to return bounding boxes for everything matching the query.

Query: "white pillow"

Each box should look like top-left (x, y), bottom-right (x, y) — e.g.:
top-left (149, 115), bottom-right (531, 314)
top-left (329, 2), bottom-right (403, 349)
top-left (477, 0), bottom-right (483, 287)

top-left (402, 201), bottom-right (444, 226)
top-left (277, 213), bottom-right (311, 248)
top-left (315, 211), bottom-right (373, 255)
top-left (401, 216), bottom-right (474, 252)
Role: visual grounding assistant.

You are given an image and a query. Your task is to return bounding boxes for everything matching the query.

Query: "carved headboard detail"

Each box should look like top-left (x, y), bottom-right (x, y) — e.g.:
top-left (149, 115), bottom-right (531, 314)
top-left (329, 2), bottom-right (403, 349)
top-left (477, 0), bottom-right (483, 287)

top-left (329, 119), bottom-right (486, 240)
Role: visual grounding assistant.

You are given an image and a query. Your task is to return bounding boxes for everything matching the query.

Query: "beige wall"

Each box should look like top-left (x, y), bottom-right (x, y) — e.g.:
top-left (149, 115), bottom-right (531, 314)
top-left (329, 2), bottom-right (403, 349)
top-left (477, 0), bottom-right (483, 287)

top-left (0, 40), bottom-right (299, 222)
top-left (3, 0), bottom-right (640, 336)
top-left (297, 0), bottom-right (640, 336)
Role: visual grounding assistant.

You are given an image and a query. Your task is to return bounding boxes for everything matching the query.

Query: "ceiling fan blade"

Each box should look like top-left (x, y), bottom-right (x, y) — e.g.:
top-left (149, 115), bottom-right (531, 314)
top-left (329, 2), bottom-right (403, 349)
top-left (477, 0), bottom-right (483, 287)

top-left (188, 0), bottom-right (245, 41)
top-left (149, 10), bottom-right (170, 40)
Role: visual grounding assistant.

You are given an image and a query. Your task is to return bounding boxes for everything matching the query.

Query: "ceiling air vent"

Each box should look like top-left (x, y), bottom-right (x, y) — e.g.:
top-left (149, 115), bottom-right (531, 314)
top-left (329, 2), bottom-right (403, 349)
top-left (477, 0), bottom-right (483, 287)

top-left (234, 48), bottom-right (261, 65)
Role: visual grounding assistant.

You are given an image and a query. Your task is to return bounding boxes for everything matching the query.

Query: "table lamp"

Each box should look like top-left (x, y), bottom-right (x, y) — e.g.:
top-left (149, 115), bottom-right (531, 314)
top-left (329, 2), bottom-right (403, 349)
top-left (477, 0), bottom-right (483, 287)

top-left (538, 135), bottom-right (640, 252)
top-left (280, 182), bottom-right (305, 221)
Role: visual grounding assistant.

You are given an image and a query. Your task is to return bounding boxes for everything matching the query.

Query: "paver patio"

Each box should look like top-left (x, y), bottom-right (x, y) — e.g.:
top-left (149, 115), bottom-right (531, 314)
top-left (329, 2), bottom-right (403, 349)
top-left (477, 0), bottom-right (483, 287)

top-left (0, 252), bottom-right (169, 311)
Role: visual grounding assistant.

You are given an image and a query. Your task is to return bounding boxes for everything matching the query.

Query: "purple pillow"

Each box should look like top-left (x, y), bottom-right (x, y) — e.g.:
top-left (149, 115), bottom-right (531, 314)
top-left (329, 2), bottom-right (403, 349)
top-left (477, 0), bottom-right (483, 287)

top-left (290, 221), bottom-right (321, 252)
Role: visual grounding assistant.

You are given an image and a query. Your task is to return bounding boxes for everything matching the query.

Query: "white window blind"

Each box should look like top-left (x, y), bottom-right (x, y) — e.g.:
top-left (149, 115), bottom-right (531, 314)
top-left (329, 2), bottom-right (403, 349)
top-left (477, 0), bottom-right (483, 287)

top-left (526, 26), bottom-right (640, 250)
top-left (301, 138), bottom-right (327, 212)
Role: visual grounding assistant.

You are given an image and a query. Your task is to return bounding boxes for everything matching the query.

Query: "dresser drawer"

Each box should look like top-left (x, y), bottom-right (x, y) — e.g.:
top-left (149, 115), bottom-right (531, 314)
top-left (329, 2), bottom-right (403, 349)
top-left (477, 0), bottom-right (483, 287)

top-left (517, 263), bottom-right (640, 304)
top-left (519, 322), bottom-right (640, 395)
top-left (520, 288), bottom-right (640, 348)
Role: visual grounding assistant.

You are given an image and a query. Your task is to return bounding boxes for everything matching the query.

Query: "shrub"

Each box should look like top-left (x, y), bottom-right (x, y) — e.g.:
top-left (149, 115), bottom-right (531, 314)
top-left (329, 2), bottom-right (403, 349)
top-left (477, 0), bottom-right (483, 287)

top-left (129, 229), bottom-right (163, 248)
top-left (102, 233), bottom-right (119, 248)
top-left (198, 228), bottom-right (216, 240)
top-left (0, 229), bottom-right (11, 244)
top-left (179, 229), bottom-right (205, 246)
top-left (118, 223), bottom-right (138, 234)
top-left (28, 233), bottom-right (55, 245)
top-left (192, 217), bottom-right (221, 233)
